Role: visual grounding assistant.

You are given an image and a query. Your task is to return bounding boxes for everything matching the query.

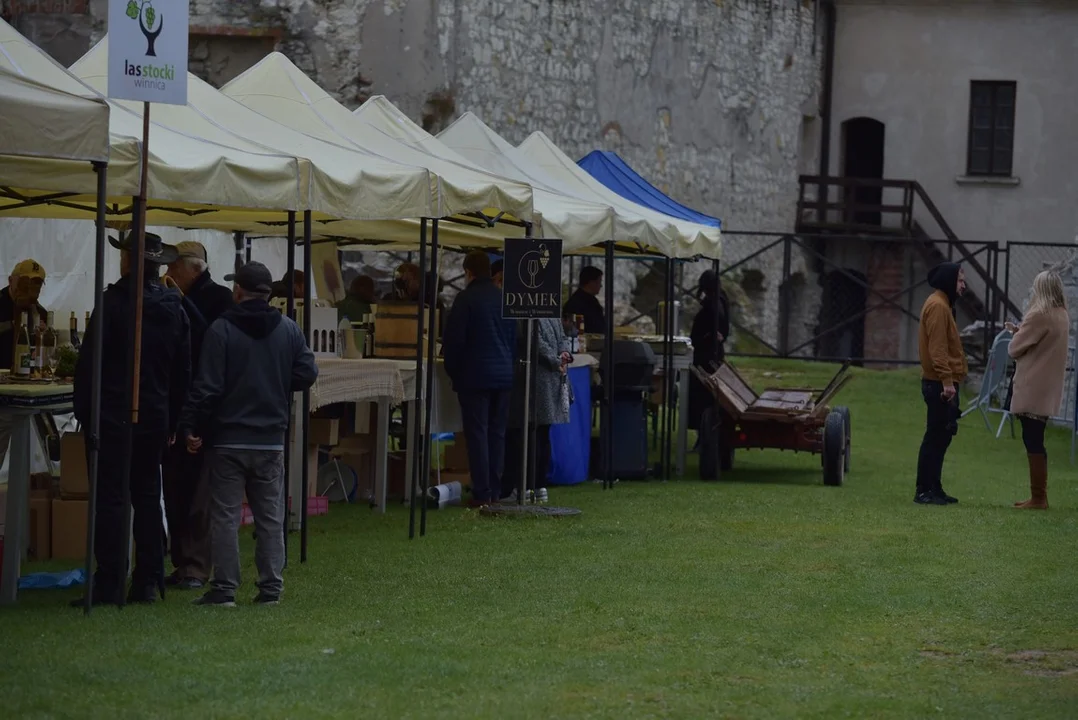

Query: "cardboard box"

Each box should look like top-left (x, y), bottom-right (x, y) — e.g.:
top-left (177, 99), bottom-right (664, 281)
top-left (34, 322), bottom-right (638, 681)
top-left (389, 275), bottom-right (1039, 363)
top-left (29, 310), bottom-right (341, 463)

top-left (51, 498), bottom-right (88, 560)
top-left (310, 418), bottom-right (340, 447)
top-left (29, 496), bottom-right (51, 560)
top-left (60, 431), bottom-right (89, 498)
top-left (444, 438), bottom-right (469, 470)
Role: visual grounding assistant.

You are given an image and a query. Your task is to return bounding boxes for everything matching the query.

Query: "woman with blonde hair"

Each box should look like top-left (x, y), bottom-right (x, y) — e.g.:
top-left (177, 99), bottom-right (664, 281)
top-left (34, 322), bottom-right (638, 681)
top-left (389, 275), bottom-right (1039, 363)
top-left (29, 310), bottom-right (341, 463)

top-left (1005, 270), bottom-right (1070, 509)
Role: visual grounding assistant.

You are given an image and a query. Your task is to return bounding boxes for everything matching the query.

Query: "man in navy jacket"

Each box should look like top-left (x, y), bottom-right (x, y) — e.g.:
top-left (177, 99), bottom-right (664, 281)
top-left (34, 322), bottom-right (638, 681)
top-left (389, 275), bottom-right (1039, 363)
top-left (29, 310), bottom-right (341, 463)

top-left (443, 251), bottom-right (516, 507)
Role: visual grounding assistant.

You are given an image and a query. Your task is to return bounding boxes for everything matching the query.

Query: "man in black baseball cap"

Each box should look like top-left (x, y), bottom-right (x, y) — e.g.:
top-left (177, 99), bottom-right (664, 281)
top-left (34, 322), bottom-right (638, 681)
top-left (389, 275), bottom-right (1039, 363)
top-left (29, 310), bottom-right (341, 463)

top-left (224, 261), bottom-right (275, 296)
top-left (179, 261), bottom-right (317, 607)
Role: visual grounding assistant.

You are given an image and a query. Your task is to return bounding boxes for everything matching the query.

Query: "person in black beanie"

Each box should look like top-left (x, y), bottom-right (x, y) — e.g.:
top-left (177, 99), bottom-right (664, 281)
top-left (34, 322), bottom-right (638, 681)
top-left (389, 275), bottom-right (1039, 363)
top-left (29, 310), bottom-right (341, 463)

top-left (914, 262), bottom-right (967, 505)
top-left (687, 269), bottom-right (730, 436)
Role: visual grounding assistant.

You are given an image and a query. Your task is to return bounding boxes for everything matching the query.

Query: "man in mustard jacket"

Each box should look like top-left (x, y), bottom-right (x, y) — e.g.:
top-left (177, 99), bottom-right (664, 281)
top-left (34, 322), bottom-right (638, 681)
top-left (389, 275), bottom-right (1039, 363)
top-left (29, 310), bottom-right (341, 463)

top-left (915, 262), bottom-right (967, 505)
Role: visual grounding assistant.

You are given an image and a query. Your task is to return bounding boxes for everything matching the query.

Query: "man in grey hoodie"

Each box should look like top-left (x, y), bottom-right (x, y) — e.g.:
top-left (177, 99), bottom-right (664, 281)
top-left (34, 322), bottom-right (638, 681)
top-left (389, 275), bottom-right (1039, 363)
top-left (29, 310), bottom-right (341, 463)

top-left (179, 262), bottom-right (318, 607)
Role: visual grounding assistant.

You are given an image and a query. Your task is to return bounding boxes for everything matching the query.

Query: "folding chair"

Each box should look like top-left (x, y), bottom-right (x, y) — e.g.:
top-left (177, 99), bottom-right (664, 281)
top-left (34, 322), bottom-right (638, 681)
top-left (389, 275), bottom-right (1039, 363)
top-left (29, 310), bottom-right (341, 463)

top-left (994, 369), bottom-right (1016, 439)
top-left (961, 329), bottom-right (1012, 431)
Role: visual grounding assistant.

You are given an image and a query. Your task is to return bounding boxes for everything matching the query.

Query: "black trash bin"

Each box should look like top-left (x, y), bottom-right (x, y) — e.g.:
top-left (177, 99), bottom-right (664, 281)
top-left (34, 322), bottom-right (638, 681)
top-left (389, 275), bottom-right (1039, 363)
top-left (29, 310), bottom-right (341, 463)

top-left (595, 340), bottom-right (657, 480)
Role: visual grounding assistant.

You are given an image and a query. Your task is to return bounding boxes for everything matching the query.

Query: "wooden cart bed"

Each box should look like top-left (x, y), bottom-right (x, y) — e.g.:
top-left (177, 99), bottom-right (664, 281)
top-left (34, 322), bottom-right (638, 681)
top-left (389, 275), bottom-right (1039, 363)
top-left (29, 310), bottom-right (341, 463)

top-left (692, 361), bottom-right (852, 423)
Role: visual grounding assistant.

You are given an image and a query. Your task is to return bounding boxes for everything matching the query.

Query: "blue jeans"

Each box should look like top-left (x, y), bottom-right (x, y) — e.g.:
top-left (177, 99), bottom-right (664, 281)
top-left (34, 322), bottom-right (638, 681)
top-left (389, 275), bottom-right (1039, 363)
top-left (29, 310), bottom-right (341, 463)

top-left (457, 390), bottom-right (511, 502)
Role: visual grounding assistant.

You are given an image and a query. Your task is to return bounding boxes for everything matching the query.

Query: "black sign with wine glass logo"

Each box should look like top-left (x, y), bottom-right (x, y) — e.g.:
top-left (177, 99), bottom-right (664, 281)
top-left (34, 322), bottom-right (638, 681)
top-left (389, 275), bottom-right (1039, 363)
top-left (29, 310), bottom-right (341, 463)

top-left (501, 237), bottom-right (563, 319)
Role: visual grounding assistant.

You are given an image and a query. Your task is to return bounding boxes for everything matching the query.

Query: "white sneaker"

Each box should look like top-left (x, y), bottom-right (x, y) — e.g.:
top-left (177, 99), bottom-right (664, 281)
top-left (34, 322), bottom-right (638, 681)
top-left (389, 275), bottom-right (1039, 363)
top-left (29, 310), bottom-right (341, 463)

top-left (535, 488), bottom-right (548, 504)
top-left (499, 489), bottom-right (533, 504)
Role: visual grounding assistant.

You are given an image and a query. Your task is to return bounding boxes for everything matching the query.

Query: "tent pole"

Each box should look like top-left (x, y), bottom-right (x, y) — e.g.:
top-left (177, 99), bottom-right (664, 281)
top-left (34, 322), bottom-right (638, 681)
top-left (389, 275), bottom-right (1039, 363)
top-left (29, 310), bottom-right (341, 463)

top-left (663, 258), bottom-right (673, 481)
top-left (519, 319), bottom-right (533, 505)
top-left (116, 195), bottom-right (139, 608)
top-left (664, 261), bottom-right (672, 480)
top-left (232, 231), bottom-right (245, 274)
top-left (518, 222), bottom-right (536, 505)
top-left (408, 219), bottom-right (429, 539)
top-left (420, 219), bottom-right (440, 535)
top-left (603, 241), bottom-right (615, 489)
top-left (527, 319), bottom-right (539, 499)
top-left (117, 102), bottom-right (152, 606)
top-left (300, 210), bottom-right (312, 563)
top-left (83, 161), bottom-right (107, 615)
top-left (282, 212), bottom-right (296, 561)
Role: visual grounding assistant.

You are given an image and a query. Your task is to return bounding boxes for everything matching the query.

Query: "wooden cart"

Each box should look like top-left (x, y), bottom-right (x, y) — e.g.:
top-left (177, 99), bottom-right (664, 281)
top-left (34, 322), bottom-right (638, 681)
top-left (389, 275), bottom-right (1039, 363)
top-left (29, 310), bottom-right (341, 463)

top-left (690, 361), bottom-right (853, 486)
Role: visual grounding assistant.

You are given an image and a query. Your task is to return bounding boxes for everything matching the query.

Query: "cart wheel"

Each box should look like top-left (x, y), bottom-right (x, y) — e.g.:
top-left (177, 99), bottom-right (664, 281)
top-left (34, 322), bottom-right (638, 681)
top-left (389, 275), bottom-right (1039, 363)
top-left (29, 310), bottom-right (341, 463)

top-left (822, 410), bottom-right (845, 487)
top-left (834, 406), bottom-right (851, 473)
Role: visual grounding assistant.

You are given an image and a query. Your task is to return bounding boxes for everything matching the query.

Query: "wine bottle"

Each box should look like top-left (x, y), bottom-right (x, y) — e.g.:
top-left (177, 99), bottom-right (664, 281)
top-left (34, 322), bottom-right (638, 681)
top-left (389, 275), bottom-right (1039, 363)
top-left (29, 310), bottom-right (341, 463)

top-left (43, 312), bottom-right (56, 377)
top-left (28, 309), bottom-right (41, 378)
top-left (15, 311), bottom-right (32, 377)
top-left (69, 311), bottom-right (80, 350)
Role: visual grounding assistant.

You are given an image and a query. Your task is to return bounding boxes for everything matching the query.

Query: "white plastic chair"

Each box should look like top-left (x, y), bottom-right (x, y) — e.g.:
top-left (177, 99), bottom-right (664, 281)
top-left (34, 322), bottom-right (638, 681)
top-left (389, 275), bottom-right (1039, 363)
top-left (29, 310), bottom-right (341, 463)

top-left (961, 329), bottom-right (1012, 431)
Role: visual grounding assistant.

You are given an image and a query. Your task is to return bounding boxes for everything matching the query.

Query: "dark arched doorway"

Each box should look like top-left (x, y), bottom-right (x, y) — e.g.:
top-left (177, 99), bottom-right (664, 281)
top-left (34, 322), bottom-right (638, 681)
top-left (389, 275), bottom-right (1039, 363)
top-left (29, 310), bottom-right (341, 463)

top-left (841, 117), bottom-right (885, 226)
top-left (817, 269), bottom-right (867, 364)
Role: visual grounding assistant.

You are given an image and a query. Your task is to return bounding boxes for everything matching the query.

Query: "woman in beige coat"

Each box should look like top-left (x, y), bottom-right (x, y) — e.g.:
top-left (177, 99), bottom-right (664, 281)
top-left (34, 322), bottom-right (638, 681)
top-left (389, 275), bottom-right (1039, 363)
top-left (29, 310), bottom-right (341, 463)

top-left (1005, 271), bottom-right (1070, 509)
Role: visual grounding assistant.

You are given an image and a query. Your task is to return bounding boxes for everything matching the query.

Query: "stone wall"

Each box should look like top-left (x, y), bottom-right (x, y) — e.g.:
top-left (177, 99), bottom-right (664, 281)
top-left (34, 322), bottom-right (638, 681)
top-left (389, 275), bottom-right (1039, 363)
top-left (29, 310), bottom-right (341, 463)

top-left (13, 0), bottom-right (825, 341)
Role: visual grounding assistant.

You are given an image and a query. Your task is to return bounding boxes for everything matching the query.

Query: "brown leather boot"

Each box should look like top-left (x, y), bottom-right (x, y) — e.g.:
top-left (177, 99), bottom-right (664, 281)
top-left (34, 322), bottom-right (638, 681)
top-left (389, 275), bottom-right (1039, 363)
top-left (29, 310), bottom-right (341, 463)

top-left (1015, 453), bottom-right (1049, 509)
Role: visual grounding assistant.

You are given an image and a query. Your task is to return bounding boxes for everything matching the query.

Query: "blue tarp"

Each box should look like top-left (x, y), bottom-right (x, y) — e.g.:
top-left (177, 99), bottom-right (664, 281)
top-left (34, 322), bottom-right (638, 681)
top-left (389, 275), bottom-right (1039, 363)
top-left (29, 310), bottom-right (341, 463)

top-left (548, 365), bottom-right (591, 485)
top-left (577, 150), bottom-right (722, 228)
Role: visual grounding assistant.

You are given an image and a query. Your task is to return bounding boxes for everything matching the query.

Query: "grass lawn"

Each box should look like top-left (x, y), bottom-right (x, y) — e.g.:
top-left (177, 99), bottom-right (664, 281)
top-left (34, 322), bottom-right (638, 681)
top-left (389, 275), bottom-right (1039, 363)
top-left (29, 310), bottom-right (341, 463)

top-left (1, 359), bottom-right (1077, 719)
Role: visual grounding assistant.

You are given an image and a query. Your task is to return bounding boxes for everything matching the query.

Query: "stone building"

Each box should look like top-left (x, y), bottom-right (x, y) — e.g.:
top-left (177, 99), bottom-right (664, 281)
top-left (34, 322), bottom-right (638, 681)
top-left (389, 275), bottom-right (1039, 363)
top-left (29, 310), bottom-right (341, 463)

top-left (804, 0), bottom-right (1078, 363)
top-left (4, 0), bottom-right (828, 350)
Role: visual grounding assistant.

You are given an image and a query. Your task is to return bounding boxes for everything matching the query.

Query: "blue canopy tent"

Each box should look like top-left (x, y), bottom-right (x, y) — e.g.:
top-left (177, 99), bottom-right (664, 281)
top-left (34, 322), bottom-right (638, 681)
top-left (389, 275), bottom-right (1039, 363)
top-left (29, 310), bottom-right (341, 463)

top-left (577, 150), bottom-right (722, 228)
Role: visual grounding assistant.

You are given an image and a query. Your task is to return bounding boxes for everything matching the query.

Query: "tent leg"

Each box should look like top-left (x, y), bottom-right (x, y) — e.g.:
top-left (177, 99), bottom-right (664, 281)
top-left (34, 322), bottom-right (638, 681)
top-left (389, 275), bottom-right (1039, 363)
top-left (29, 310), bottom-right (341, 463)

top-left (603, 241), bottom-right (615, 489)
top-left (83, 161), bottom-right (108, 615)
top-left (300, 211), bottom-right (312, 563)
top-left (420, 220), bottom-right (440, 536)
top-left (408, 219), bottom-right (429, 539)
top-left (282, 212), bottom-right (296, 562)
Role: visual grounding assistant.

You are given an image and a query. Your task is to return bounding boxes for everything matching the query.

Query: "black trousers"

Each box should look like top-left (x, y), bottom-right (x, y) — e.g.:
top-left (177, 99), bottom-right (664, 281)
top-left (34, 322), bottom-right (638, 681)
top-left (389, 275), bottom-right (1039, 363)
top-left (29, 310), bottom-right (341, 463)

top-left (92, 424), bottom-right (168, 595)
top-left (1019, 415), bottom-right (1047, 456)
top-left (457, 390), bottom-right (510, 503)
top-left (162, 444), bottom-right (211, 582)
top-left (503, 425), bottom-right (552, 498)
top-left (915, 380), bottom-right (959, 495)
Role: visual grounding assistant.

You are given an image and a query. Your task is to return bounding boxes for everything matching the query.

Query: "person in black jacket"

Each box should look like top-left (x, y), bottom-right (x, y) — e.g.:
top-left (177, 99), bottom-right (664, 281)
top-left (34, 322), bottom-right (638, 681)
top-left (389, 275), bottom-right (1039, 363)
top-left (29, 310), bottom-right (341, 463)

top-left (71, 232), bottom-right (192, 607)
top-left (160, 241), bottom-right (235, 590)
top-left (687, 270), bottom-right (730, 434)
top-left (179, 262), bottom-right (317, 607)
top-left (563, 266), bottom-right (606, 334)
top-left (443, 251), bottom-right (516, 507)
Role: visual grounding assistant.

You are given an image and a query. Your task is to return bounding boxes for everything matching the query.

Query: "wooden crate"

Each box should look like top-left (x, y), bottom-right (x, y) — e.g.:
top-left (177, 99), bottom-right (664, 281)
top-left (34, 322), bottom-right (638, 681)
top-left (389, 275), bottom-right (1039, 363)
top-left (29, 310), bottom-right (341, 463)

top-left (373, 301), bottom-right (439, 360)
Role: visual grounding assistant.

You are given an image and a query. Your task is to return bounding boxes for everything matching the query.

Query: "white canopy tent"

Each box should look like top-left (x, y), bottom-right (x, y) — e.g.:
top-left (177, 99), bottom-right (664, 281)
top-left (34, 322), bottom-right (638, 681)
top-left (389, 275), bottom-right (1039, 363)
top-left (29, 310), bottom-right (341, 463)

top-left (436, 113), bottom-right (616, 253)
top-left (220, 53), bottom-right (534, 227)
top-left (70, 38), bottom-right (438, 230)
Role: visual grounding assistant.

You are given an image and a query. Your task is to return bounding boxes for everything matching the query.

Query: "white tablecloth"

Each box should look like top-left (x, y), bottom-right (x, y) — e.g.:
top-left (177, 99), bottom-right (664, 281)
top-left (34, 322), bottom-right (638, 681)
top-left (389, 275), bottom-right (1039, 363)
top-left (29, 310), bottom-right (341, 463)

top-left (310, 358), bottom-right (406, 409)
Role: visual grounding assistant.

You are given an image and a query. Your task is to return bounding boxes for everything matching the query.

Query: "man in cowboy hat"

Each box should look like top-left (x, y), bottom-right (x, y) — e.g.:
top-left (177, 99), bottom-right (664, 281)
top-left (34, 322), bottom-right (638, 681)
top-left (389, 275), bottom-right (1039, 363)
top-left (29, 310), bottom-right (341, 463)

top-left (72, 231), bottom-right (192, 607)
top-left (161, 241), bottom-right (234, 590)
top-left (0, 259), bottom-right (50, 466)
